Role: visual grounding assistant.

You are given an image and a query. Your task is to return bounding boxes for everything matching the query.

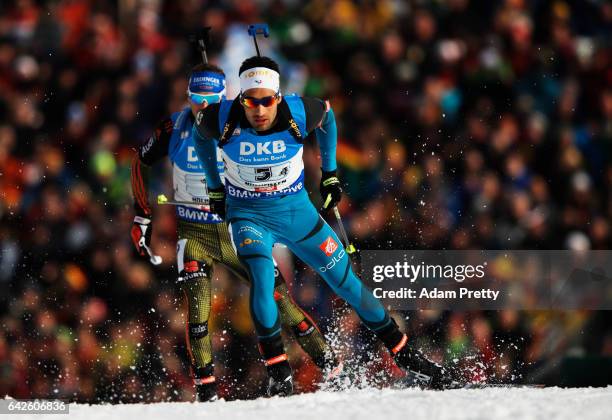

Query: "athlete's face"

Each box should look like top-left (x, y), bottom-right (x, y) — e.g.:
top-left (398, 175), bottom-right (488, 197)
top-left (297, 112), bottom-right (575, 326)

top-left (241, 88), bottom-right (281, 131)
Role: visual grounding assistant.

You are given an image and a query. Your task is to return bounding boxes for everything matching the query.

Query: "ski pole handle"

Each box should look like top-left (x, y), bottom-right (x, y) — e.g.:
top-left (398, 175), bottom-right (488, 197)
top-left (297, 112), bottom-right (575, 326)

top-left (247, 23), bottom-right (270, 57)
top-left (143, 243), bottom-right (162, 265)
top-left (247, 23), bottom-right (270, 37)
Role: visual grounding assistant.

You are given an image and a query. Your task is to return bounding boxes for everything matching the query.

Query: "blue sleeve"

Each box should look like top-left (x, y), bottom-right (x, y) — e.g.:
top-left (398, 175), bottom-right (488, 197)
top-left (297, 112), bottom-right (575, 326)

top-left (315, 108), bottom-right (338, 172)
top-left (192, 123), bottom-right (223, 189)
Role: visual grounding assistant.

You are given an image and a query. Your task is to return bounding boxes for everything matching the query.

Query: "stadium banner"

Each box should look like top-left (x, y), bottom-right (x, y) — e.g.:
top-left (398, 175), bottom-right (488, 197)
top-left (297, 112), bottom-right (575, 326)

top-left (360, 250), bottom-right (612, 310)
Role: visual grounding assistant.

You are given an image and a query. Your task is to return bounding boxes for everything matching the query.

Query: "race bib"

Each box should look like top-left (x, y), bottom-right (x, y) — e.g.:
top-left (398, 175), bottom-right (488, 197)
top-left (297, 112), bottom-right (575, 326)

top-left (237, 163), bottom-right (290, 184)
top-left (223, 148), bottom-right (303, 193)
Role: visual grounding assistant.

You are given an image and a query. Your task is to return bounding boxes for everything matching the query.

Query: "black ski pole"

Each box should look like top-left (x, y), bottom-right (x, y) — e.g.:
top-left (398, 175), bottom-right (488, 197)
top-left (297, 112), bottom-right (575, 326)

top-left (189, 26), bottom-right (212, 64)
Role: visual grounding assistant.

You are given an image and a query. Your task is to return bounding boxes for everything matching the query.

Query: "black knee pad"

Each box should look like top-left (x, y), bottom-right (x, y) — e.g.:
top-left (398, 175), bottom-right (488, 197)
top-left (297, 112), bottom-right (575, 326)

top-left (188, 321), bottom-right (209, 340)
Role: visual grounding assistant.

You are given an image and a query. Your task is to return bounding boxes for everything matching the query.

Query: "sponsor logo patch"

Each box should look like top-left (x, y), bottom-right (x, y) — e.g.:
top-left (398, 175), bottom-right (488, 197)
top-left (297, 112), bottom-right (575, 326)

top-left (238, 225), bottom-right (263, 238)
top-left (226, 182), bottom-right (303, 198)
top-left (189, 322), bottom-right (208, 339)
top-left (245, 70), bottom-right (272, 78)
top-left (295, 320), bottom-right (315, 337)
top-left (319, 236), bottom-right (338, 257)
top-left (240, 237), bottom-right (264, 247)
top-left (184, 261), bottom-right (199, 273)
top-left (239, 140), bottom-right (286, 156)
top-left (177, 206), bottom-right (222, 223)
top-left (141, 136), bottom-right (155, 155)
top-left (319, 249), bottom-right (346, 272)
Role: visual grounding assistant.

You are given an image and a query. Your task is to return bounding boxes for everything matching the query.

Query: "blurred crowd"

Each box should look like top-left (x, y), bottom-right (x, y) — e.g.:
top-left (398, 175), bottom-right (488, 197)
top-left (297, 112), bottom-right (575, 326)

top-left (1, 0), bottom-right (611, 402)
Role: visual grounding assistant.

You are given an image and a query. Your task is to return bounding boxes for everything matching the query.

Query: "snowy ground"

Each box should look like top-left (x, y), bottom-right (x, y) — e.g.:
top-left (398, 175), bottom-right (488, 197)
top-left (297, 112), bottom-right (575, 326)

top-left (9, 386), bottom-right (612, 420)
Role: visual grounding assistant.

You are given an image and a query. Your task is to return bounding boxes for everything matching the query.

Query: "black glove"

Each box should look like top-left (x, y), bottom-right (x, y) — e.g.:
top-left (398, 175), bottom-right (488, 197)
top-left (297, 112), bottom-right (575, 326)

top-left (131, 216), bottom-right (162, 265)
top-left (320, 169), bottom-right (342, 210)
top-left (208, 187), bottom-right (226, 219)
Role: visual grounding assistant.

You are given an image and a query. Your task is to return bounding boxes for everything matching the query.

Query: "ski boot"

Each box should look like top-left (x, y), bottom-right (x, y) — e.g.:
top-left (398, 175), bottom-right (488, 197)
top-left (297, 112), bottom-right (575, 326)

top-left (193, 365), bottom-right (219, 402)
top-left (196, 383), bottom-right (218, 402)
top-left (260, 335), bottom-right (294, 397)
top-left (375, 318), bottom-right (458, 389)
top-left (266, 357), bottom-right (293, 397)
top-left (393, 342), bottom-right (457, 389)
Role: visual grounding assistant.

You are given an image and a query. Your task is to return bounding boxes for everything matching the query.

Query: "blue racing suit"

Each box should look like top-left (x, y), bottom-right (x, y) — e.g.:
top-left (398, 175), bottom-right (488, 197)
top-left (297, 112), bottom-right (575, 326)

top-left (193, 94), bottom-right (391, 339)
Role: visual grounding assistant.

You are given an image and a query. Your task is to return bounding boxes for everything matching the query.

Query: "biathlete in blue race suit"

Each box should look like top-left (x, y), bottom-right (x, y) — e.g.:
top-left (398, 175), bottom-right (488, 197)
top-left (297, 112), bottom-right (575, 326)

top-left (130, 62), bottom-right (331, 402)
top-left (193, 56), bottom-right (455, 395)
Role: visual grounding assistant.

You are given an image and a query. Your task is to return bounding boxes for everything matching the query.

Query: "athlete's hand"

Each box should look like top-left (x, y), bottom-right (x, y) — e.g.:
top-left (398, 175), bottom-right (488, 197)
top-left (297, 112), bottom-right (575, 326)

top-left (208, 187), bottom-right (226, 219)
top-left (320, 169), bottom-right (342, 210)
top-left (131, 216), bottom-right (162, 265)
